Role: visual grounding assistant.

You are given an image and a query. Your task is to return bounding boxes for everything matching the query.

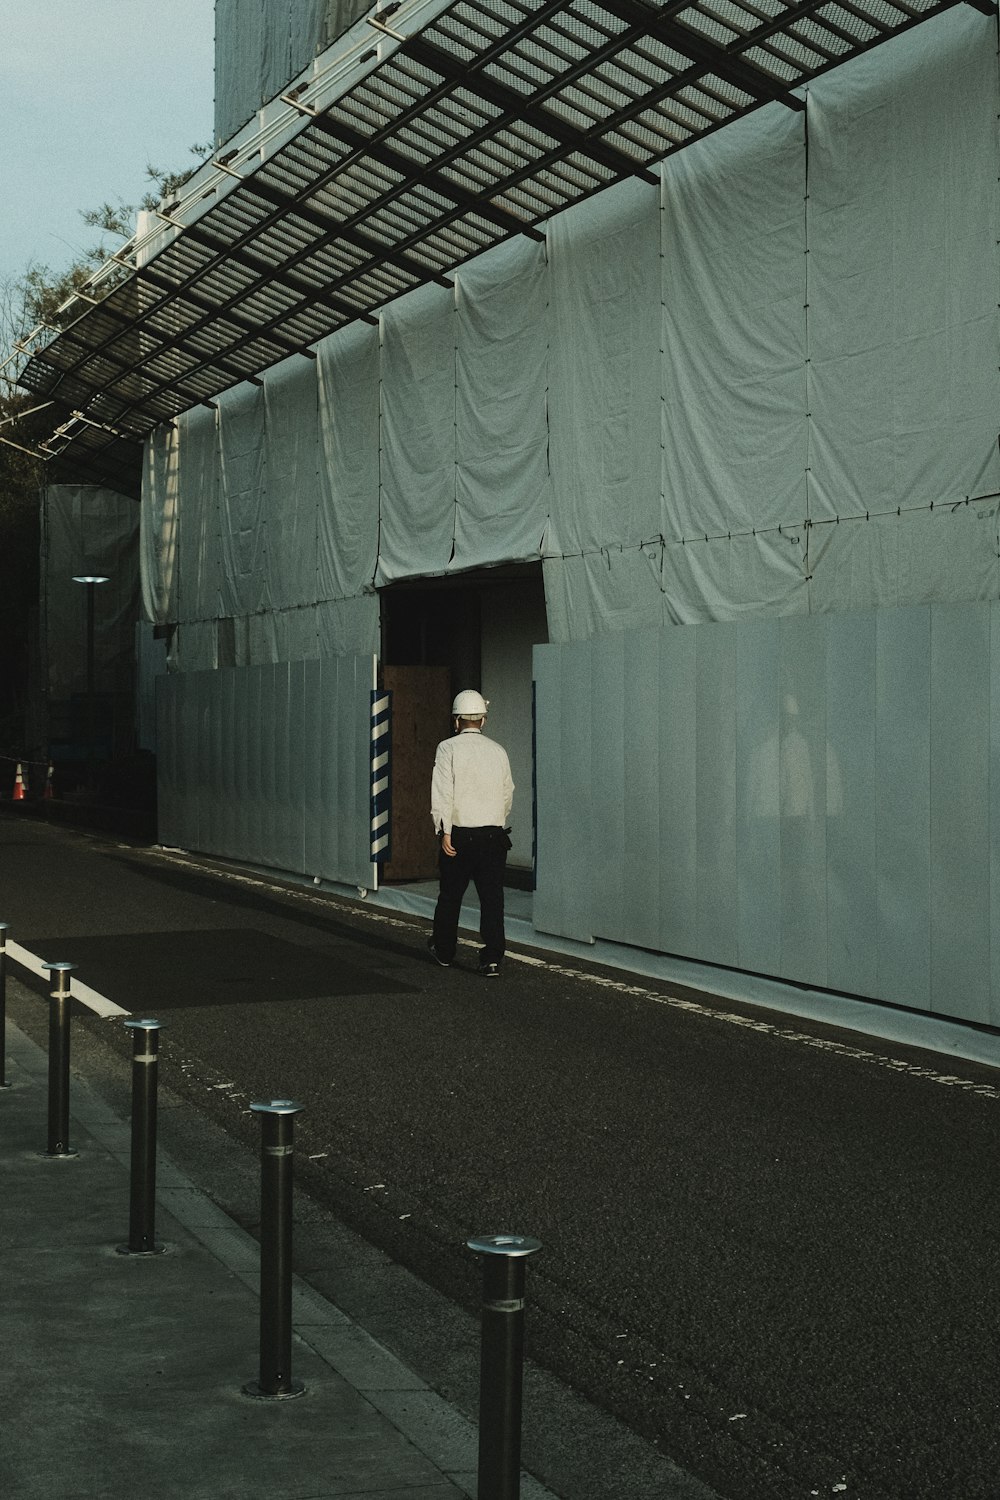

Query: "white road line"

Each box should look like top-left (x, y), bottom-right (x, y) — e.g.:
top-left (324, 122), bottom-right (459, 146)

top-left (6, 940), bottom-right (129, 1019)
top-left (137, 847), bottom-right (1000, 1102)
top-left (530, 960), bottom-right (1000, 1102)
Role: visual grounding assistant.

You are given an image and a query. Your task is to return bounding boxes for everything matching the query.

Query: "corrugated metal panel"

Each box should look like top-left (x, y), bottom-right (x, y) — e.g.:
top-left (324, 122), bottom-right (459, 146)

top-left (735, 619), bottom-right (781, 978)
top-left (285, 658), bottom-right (308, 874)
top-left (246, 665), bottom-right (265, 866)
top-left (777, 614), bottom-right (826, 986)
top-left (658, 620), bottom-right (697, 956)
top-left (531, 641), bottom-right (594, 940)
top-left (825, 611), bottom-right (876, 999)
top-left (156, 654), bottom-right (375, 887)
top-left (534, 602), bottom-right (1000, 1026)
top-left (929, 603), bottom-right (991, 1022)
top-left (695, 622), bottom-right (738, 968)
top-left (155, 674), bottom-right (180, 847)
top-left (303, 657), bottom-right (325, 876)
top-left (590, 633), bottom-right (626, 939)
top-left (259, 662), bottom-right (280, 862)
top-left (990, 604), bottom-right (1000, 1025)
top-left (874, 608), bottom-right (931, 1010)
top-left (623, 629), bottom-right (661, 950)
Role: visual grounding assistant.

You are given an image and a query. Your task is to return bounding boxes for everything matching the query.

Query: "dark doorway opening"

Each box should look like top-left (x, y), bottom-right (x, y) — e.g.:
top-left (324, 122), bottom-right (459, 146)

top-left (382, 581), bottom-right (480, 697)
top-left (380, 564), bottom-right (547, 886)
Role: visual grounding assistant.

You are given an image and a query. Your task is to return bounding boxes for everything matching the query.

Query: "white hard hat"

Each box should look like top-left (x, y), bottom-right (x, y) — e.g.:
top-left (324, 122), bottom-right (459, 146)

top-left (452, 689), bottom-right (488, 717)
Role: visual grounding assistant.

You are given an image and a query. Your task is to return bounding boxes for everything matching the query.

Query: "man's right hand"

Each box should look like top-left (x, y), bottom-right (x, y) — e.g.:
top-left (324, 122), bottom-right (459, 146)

top-left (442, 832), bottom-right (456, 857)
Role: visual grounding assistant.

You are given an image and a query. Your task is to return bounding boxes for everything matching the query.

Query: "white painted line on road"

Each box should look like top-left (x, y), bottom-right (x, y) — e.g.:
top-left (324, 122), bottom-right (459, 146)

top-left (6, 940), bottom-right (47, 981)
top-left (140, 846), bottom-right (1000, 1102)
top-left (6, 940), bottom-right (129, 1019)
top-left (530, 959), bottom-right (1000, 1102)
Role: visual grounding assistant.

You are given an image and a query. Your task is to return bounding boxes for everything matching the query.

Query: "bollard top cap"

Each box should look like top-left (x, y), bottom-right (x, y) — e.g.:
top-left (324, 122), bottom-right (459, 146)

top-left (124, 1018), bottom-right (164, 1031)
top-left (467, 1234), bottom-right (542, 1258)
top-left (42, 961), bottom-right (76, 973)
top-left (250, 1098), bottom-right (304, 1115)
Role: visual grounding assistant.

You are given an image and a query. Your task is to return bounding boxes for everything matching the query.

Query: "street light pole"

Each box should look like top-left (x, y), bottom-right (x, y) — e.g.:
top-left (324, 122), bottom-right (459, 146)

top-left (71, 575), bottom-right (109, 792)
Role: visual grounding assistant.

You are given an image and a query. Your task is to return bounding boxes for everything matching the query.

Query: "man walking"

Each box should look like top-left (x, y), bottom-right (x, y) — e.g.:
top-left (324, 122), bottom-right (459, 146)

top-left (429, 690), bottom-right (514, 977)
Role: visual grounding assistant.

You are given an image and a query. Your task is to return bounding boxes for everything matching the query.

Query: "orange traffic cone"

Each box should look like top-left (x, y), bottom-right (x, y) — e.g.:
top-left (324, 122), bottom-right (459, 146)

top-left (43, 762), bottom-right (55, 800)
top-left (12, 763), bottom-right (27, 801)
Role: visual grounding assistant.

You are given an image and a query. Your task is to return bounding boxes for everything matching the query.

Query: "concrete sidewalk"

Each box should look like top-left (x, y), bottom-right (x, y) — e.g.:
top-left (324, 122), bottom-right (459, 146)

top-left (0, 1020), bottom-right (555, 1500)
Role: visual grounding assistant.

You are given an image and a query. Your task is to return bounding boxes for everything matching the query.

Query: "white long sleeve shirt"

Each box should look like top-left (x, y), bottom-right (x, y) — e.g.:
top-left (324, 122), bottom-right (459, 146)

top-left (430, 728), bottom-right (514, 836)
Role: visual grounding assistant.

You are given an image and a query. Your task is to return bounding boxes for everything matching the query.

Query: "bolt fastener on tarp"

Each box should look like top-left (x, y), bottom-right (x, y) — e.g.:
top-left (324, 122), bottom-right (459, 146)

top-left (42, 963), bottom-right (78, 1158)
top-left (467, 1232), bottom-right (543, 1500)
top-left (243, 1099), bottom-right (306, 1400)
top-left (117, 1019), bottom-right (166, 1256)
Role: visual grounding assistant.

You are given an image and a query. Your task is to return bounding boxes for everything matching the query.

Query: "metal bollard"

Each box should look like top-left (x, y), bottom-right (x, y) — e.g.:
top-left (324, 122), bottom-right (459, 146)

top-left (117, 1019), bottom-right (165, 1255)
top-left (467, 1233), bottom-right (543, 1500)
top-left (42, 963), bottom-right (78, 1158)
top-left (0, 923), bottom-right (10, 1088)
top-left (243, 1099), bottom-right (306, 1399)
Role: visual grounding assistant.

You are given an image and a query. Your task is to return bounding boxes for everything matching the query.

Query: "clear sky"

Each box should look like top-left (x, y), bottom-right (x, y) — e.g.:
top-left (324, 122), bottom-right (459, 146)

top-left (0, 0), bottom-right (215, 287)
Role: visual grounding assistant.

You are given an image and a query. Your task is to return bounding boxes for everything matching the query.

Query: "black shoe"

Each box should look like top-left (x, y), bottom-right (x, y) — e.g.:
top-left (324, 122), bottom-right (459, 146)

top-left (478, 961), bottom-right (500, 978)
top-left (427, 939), bottom-right (450, 968)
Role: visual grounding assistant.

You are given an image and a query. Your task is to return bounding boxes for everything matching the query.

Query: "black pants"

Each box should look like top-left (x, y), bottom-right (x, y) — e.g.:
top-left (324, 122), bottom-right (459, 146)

top-left (432, 826), bottom-right (508, 965)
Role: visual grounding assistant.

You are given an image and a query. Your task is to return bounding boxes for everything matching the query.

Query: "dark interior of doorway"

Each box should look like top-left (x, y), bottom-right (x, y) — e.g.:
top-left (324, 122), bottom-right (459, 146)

top-left (382, 579), bottom-right (480, 701)
top-left (381, 564), bottom-right (541, 890)
top-left (381, 560), bottom-right (542, 696)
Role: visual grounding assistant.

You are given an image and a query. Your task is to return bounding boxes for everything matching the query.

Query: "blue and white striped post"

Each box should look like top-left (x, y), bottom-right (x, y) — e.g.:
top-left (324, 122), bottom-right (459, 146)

top-left (370, 689), bottom-right (392, 864)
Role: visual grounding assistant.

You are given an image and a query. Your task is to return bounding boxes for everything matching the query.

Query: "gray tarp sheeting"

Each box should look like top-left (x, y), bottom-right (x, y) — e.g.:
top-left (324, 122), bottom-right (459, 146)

top-left (145, 9), bottom-right (1000, 662)
top-left (213, 0), bottom-right (372, 145)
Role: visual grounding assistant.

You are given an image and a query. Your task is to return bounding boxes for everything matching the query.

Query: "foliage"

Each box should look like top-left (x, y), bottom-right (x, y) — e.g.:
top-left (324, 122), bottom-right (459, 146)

top-left (12, 145), bottom-right (212, 333)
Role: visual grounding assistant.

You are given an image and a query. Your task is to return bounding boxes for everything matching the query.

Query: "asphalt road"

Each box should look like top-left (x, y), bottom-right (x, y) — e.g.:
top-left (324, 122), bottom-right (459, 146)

top-left (3, 811), bottom-right (1000, 1499)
